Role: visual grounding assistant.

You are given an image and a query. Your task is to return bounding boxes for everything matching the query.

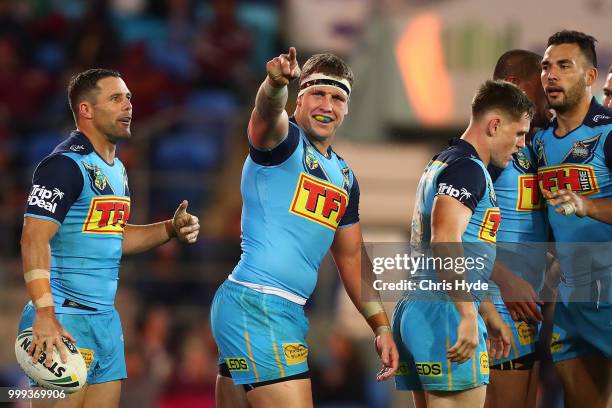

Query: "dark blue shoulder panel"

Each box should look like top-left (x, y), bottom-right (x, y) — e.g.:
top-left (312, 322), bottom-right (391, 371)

top-left (249, 121), bottom-right (301, 166)
top-left (24, 154), bottom-right (83, 224)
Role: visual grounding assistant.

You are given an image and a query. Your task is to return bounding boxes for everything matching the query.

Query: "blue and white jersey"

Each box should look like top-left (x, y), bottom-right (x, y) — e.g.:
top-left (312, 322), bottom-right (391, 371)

top-left (488, 146), bottom-right (548, 294)
top-left (230, 118), bottom-right (360, 304)
top-left (533, 98), bottom-right (612, 298)
top-left (410, 138), bottom-right (499, 301)
top-left (24, 131), bottom-right (130, 313)
top-left (534, 99), bottom-right (612, 243)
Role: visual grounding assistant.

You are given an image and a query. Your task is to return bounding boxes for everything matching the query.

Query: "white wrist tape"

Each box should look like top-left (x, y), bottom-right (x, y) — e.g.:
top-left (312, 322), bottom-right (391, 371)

top-left (24, 269), bottom-right (50, 283)
top-left (361, 301), bottom-right (385, 319)
top-left (262, 81), bottom-right (288, 99)
top-left (34, 293), bottom-right (54, 309)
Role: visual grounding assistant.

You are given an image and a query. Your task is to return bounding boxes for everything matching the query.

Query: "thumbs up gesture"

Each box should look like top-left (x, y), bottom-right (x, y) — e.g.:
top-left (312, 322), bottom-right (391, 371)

top-left (172, 200), bottom-right (200, 243)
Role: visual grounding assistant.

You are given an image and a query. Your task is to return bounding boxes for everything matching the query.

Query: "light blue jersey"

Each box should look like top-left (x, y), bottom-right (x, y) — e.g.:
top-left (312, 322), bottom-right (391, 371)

top-left (533, 98), bottom-right (612, 361)
top-left (488, 146), bottom-right (549, 365)
top-left (211, 118), bottom-right (360, 384)
top-left (394, 138), bottom-right (497, 392)
top-left (230, 118), bottom-right (359, 302)
top-left (410, 138), bottom-right (499, 301)
top-left (20, 130), bottom-right (130, 384)
top-left (24, 131), bottom-right (130, 313)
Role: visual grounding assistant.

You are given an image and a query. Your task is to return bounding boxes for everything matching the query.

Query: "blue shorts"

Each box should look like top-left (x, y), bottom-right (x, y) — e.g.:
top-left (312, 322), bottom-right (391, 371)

top-left (18, 303), bottom-right (126, 385)
top-left (210, 280), bottom-right (309, 385)
top-left (392, 294), bottom-right (489, 391)
top-left (491, 296), bottom-right (539, 366)
top-left (550, 299), bottom-right (612, 363)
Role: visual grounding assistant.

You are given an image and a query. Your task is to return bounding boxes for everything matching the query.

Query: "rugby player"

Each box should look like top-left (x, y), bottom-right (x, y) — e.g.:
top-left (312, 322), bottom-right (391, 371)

top-left (210, 48), bottom-right (399, 408)
top-left (19, 69), bottom-right (200, 408)
top-left (394, 80), bottom-right (532, 407)
top-left (534, 30), bottom-right (612, 407)
top-left (484, 50), bottom-right (550, 408)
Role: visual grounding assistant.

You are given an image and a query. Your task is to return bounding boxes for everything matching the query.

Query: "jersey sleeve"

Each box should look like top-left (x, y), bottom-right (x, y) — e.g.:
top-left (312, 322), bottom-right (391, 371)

top-left (435, 159), bottom-right (486, 212)
top-left (339, 174), bottom-right (360, 228)
top-left (24, 154), bottom-right (83, 224)
top-left (248, 120), bottom-right (300, 166)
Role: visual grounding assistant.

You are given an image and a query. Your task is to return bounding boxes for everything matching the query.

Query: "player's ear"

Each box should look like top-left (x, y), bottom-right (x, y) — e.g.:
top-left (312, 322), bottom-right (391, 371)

top-left (585, 66), bottom-right (597, 87)
top-left (487, 117), bottom-right (501, 137)
top-left (79, 101), bottom-right (94, 120)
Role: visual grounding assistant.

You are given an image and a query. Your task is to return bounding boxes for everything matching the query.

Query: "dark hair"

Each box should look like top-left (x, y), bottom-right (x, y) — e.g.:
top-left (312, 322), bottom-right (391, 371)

top-left (300, 53), bottom-right (354, 87)
top-left (67, 68), bottom-right (121, 119)
top-left (547, 30), bottom-right (597, 68)
top-left (472, 80), bottom-right (534, 121)
top-left (493, 49), bottom-right (542, 81)
top-left (608, 65), bottom-right (612, 74)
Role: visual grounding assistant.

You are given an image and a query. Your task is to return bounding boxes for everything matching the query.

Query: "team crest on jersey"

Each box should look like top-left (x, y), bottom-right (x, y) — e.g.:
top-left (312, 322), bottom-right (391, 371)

top-left (534, 139), bottom-right (547, 167)
top-left (560, 134), bottom-right (600, 164)
top-left (513, 150), bottom-right (534, 173)
top-left (305, 146), bottom-right (320, 170)
top-left (341, 167), bottom-right (351, 192)
top-left (302, 141), bottom-right (330, 181)
top-left (289, 173), bottom-right (348, 230)
top-left (83, 163), bottom-right (114, 195)
top-left (487, 180), bottom-right (497, 206)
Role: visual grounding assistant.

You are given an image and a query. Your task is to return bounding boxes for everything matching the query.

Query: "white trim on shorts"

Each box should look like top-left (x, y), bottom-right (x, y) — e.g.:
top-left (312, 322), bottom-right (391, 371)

top-left (228, 274), bottom-right (307, 306)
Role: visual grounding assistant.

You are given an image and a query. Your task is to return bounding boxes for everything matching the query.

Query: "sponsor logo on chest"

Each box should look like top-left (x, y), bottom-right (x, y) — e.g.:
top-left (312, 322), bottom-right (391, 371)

top-left (82, 197), bottom-right (131, 234)
top-left (289, 173), bottom-right (348, 230)
top-left (517, 174), bottom-right (544, 210)
top-left (537, 164), bottom-right (599, 195)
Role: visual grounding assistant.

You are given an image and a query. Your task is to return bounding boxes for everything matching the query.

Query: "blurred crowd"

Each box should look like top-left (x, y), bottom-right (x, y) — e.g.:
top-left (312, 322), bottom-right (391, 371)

top-left (0, 1), bottom-right (387, 407)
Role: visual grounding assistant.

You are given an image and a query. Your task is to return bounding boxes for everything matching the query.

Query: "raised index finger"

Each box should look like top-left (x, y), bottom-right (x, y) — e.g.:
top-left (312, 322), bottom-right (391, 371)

top-left (288, 47), bottom-right (297, 63)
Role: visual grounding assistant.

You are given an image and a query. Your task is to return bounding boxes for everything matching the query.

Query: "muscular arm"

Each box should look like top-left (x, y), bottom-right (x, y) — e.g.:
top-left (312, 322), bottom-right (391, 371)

top-left (122, 221), bottom-right (173, 255)
top-left (330, 223), bottom-right (390, 332)
top-left (430, 195), bottom-right (476, 309)
top-left (543, 188), bottom-right (612, 224)
top-left (122, 200), bottom-right (199, 255)
top-left (431, 195), bottom-right (479, 362)
top-left (21, 217), bottom-right (58, 309)
top-left (330, 223), bottom-right (399, 380)
top-left (248, 47), bottom-right (300, 150)
top-left (21, 217), bottom-right (75, 364)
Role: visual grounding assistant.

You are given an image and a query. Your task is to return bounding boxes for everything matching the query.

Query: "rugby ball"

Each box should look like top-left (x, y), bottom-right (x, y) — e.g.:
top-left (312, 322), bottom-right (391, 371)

top-left (15, 327), bottom-right (87, 393)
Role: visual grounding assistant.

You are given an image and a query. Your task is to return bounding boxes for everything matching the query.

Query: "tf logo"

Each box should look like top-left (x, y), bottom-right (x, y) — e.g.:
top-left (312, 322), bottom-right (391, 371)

top-left (83, 197), bottom-right (131, 234)
top-left (538, 164), bottom-right (599, 196)
top-left (478, 208), bottom-right (500, 244)
top-left (289, 173), bottom-right (348, 230)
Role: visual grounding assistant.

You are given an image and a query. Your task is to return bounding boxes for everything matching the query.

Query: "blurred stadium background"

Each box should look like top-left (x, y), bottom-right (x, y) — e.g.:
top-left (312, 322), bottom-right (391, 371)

top-left (0, 0), bottom-right (610, 407)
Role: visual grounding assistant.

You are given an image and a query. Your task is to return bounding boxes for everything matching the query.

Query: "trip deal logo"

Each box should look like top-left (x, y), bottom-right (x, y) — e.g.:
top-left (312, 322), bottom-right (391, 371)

top-left (27, 185), bottom-right (64, 214)
top-left (82, 196), bottom-right (130, 234)
top-left (289, 173), bottom-right (348, 230)
top-left (437, 183), bottom-right (472, 202)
